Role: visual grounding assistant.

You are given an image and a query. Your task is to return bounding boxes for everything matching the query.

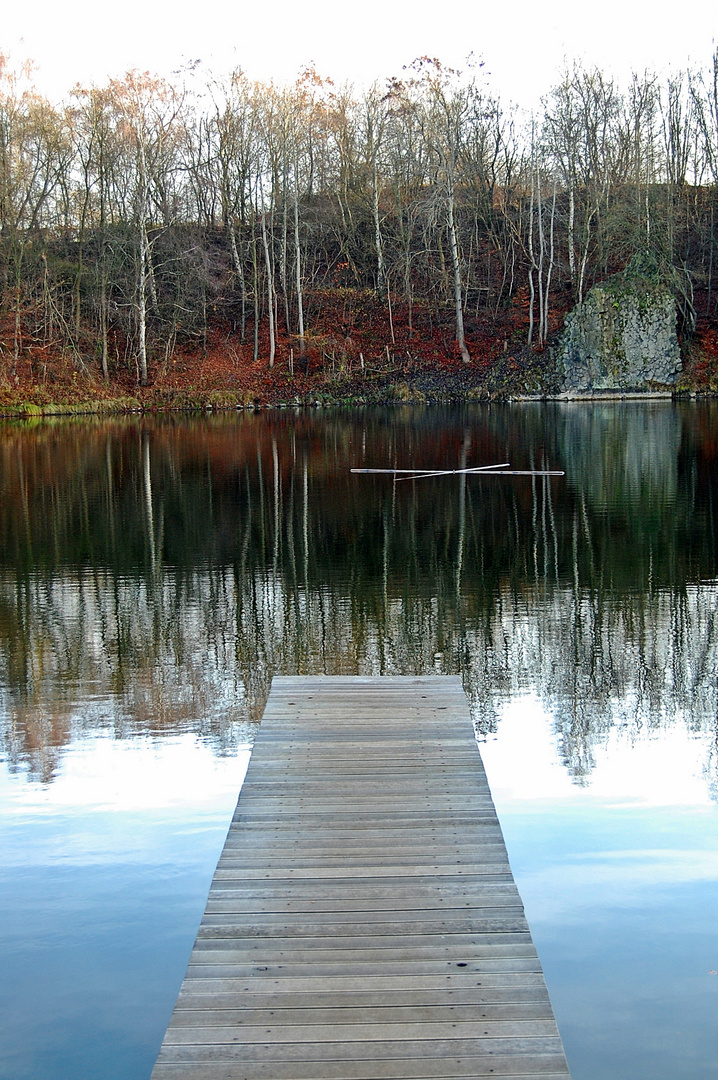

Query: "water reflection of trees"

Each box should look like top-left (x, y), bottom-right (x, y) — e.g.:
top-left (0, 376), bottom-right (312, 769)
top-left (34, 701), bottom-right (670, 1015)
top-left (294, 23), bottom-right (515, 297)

top-left (1, 404), bottom-right (718, 786)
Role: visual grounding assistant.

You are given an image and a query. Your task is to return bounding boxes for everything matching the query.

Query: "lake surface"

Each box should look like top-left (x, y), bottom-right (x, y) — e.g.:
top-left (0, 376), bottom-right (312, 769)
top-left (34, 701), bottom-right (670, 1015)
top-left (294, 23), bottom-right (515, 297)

top-left (1, 402), bottom-right (717, 1079)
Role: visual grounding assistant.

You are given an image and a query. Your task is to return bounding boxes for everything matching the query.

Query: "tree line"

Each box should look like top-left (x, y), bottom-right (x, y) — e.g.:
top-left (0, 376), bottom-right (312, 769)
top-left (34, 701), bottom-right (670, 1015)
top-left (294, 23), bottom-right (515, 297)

top-left (1, 51), bottom-right (717, 384)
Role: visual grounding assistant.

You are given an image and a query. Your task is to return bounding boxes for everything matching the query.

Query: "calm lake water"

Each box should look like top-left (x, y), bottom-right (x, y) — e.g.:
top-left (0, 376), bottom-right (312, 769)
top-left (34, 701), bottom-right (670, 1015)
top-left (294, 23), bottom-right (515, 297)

top-left (1, 402), bottom-right (718, 1079)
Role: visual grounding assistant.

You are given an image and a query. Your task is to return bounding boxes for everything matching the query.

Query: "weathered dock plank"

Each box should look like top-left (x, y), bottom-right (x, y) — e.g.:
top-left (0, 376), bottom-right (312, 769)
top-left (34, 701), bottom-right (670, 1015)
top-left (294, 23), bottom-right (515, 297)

top-left (151, 675), bottom-right (570, 1080)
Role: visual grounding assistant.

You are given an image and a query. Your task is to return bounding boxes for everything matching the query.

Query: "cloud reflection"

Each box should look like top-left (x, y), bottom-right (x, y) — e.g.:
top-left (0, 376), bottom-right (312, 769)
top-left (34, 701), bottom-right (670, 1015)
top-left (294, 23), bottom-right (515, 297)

top-left (481, 697), bottom-right (715, 807)
top-left (0, 734), bottom-right (250, 865)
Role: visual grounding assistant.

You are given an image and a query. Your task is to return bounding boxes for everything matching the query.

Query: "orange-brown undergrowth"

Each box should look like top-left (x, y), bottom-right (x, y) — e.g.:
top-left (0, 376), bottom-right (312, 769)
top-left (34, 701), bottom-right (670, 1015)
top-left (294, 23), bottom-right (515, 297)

top-left (1, 289), bottom-right (717, 413)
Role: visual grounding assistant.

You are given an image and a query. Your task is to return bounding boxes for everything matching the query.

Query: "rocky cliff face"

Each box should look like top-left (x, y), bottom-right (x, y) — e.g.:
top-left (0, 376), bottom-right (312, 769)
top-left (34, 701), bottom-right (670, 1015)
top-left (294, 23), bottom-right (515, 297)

top-left (557, 278), bottom-right (681, 392)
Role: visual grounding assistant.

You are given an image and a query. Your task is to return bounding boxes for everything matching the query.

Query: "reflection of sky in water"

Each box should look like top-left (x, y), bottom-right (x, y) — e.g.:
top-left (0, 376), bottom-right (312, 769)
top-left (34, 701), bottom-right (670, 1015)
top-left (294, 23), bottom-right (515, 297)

top-left (0, 737), bottom-right (249, 1080)
top-left (481, 700), bottom-right (718, 1080)
top-left (3, 709), bottom-right (716, 1080)
top-left (2, 404), bottom-right (718, 1079)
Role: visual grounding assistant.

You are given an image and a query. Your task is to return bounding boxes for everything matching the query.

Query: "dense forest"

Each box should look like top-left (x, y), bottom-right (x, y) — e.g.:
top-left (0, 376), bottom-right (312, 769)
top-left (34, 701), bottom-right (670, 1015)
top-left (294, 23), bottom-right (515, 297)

top-left (1, 50), bottom-right (718, 398)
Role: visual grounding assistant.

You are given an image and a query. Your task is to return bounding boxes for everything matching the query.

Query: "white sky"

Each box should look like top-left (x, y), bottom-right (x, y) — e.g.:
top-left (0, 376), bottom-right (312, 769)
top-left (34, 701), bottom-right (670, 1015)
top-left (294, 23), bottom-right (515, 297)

top-left (3, 0), bottom-right (716, 111)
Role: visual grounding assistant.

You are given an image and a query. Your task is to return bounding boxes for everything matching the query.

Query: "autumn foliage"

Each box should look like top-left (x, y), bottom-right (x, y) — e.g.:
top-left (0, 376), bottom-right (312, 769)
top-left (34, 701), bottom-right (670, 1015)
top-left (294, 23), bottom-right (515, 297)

top-left (1, 53), bottom-right (718, 408)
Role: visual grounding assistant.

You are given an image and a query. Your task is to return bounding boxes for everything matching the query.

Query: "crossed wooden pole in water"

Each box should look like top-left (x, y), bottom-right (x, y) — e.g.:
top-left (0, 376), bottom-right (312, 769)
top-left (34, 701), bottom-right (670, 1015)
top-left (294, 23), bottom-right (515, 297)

top-left (351, 463), bottom-right (565, 481)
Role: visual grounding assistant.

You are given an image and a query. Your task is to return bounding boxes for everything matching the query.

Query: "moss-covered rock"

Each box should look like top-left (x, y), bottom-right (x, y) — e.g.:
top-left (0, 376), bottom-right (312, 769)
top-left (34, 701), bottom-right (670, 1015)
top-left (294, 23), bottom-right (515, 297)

top-left (556, 273), bottom-right (681, 392)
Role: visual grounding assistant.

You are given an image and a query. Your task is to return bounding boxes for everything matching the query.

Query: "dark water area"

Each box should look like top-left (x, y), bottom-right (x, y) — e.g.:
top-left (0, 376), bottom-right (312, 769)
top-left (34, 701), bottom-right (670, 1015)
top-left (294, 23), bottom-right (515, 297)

top-left (1, 402), bottom-right (718, 1079)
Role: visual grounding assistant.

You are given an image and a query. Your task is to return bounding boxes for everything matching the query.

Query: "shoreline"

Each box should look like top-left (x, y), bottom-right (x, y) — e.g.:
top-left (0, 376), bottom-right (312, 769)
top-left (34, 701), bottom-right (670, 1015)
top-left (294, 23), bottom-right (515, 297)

top-left (1, 386), bottom-right (712, 421)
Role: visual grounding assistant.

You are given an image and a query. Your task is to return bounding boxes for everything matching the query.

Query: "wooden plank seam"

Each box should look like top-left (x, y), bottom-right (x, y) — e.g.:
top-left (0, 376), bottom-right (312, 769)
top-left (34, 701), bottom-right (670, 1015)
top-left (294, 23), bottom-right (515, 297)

top-left (151, 675), bottom-right (571, 1080)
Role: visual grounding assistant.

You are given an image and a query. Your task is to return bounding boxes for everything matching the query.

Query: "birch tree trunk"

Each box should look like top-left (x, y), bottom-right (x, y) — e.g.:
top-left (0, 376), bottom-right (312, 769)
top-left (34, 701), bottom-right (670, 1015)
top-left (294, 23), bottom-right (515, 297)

top-left (373, 163), bottom-right (384, 290)
top-left (536, 162), bottom-right (545, 342)
top-left (568, 182), bottom-right (576, 283)
top-left (100, 258), bottom-right (109, 380)
top-left (293, 181), bottom-right (305, 355)
top-left (99, 136), bottom-right (109, 380)
top-left (251, 216), bottom-right (259, 362)
top-left (447, 190), bottom-right (469, 362)
top-left (145, 227), bottom-right (159, 313)
top-left (577, 207), bottom-right (596, 304)
top-left (134, 102), bottom-right (151, 386)
top-left (527, 165), bottom-right (536, 346)
top-left (280, 164), bottom-right (290, 335)
top-left (228, 221), bottom-right (247, 341)
top-left (543, 182), bottom-right (557, 342)
top-left (259, 189), bottom-right (275, 367)
top-left (137, 216), bottom-right (149, 385)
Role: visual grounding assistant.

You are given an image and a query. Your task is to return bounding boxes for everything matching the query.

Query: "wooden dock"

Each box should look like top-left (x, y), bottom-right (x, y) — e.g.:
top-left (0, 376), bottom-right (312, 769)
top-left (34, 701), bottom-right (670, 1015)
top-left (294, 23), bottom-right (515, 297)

top-left (151, 675), bottom-right (571, 1079)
